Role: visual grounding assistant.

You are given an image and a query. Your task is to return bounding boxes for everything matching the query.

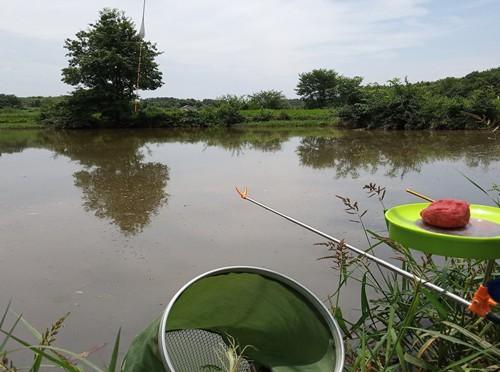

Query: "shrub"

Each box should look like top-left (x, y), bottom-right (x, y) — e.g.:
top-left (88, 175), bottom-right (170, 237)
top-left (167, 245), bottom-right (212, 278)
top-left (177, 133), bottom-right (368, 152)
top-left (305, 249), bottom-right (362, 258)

top-left (248, 90), bottom-right (288, 109)
top-left (40, 97), bottom-right (96, 129)
top-left (277, 111), bottom-right (291, 121)
top-left (0, 94), bottom-right (22, 109)
top-left (252, 109), bottom-right (274, 122)
top-left (213, 102), bottom-right (245, 126)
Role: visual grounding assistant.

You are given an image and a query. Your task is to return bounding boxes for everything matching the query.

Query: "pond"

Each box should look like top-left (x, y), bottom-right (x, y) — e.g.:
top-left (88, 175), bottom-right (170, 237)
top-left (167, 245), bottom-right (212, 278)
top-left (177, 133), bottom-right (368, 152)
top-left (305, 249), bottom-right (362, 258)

top-left (0, 128), bottom-right (499, 359)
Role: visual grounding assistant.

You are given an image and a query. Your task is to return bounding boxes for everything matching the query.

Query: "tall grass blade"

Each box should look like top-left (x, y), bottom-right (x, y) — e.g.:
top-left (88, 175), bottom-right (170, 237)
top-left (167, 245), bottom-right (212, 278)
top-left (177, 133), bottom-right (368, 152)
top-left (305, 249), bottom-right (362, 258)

top-left (0, 329), bottom-right (79, 371)
top-left (458, 170), bottom-right (499, 206)
top-left (360, 272), bottom-right (373, 326)
top-left (404, 353), bottom-right (433, 369)
top-left (0, 312), bottom-right (22, 353)
top-left (409, 328), bottom-right (480, 350)
top-left (107, 328), bottom-right (121, 372)
top-left (0, 299), bottom-right (12, 330)
top-left (422, 289), bottom-right (448, 320)
top-left (442, 321), bottom-right (500, 358)
top-left (11, 312), bottom-right (42, 342)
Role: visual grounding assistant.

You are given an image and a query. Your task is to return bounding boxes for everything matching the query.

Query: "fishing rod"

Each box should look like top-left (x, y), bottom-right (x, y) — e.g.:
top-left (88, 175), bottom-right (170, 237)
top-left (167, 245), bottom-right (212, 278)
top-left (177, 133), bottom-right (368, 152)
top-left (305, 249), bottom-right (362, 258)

top-left (235, 187), bottom-right (500, 324)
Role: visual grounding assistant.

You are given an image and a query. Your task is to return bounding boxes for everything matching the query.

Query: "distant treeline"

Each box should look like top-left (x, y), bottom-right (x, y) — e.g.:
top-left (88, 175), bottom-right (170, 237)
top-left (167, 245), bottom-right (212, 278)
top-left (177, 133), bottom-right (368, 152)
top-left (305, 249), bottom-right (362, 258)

top-left (0, 95), bottom-right (64, 109)
top-left (337, 68), bottom-right (500, 129)
top-left (143, 95), bottom-right (305, 110)
top-left (1, 66), bottom-right (499, 129)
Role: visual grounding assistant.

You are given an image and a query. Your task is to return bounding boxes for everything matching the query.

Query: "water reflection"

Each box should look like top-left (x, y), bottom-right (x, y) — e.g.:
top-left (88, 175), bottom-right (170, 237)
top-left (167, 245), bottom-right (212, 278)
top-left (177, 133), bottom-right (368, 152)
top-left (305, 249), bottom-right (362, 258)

top-left (1, 128), bottom-right (499, 235)
top-left (73, 163), bottom-right (168, 236)
top-left (0, 130), bottom-right (41, 156)
top-left (162, 128), bottom-right (294, 153)
top-left (43, 131), bottom-right (170, 236)
top-left (296, 131), bottom-right (500, 178)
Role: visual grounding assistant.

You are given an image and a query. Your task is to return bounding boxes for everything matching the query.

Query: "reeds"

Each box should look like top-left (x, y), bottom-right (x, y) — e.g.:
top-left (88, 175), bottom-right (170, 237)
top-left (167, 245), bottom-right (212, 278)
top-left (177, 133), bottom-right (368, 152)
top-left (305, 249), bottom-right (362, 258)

top-left (323, 184), bottom-right (500, 370)
top-left (0, 303), bottom-right (121, 372)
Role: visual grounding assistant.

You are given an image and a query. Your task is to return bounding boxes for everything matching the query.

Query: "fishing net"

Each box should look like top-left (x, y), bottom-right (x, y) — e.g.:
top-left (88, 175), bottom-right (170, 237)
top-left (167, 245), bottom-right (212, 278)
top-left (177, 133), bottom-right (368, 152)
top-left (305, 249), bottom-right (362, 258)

top-left (122, 268), bottom-right (343, 372)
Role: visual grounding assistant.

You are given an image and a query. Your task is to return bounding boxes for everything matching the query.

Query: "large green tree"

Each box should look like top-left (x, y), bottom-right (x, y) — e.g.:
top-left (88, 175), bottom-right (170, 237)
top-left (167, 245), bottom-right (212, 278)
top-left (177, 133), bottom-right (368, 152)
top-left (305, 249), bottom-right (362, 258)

top-left (62, 8), bottom-right (163, 123)
top-left (296, 69), bottom-right (362, 108)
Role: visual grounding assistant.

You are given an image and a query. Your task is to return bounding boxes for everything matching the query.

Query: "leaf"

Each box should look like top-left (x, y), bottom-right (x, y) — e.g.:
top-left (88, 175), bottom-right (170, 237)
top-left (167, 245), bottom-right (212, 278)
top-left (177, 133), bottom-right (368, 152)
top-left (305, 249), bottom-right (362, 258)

top-left (442, 321), bottom-right (500, 358)
top-left (11, 311), bottom-right (42, 342)
top-left (360, 272), bottom-right (373, 325)
top-left (385, 306), bottom-right (396, 364)
top-left (422, 289), bottom-right (448, 320)
top-left (0, 299), bottom-right (12, 330)
top-left (0, 312), bottom-right (22, 353)
top-left (395, 341), bottom-right (408, 372)
top-left (437, 347), bottom-right (498, 371)
top-left (458, 170), bottom-right (499, 206)
top-left (404, 353), bottom-right (433, 370)
top-left (417, 336), bottom-right (438, 359)
top-left (409, 328), bottom-right (479, 351)
top-left (332, 307), bottom-right (350, 336)
top-left (0, 329), bottom-right (80, 372)
top-left (107, 328), bottom-right (121, 372)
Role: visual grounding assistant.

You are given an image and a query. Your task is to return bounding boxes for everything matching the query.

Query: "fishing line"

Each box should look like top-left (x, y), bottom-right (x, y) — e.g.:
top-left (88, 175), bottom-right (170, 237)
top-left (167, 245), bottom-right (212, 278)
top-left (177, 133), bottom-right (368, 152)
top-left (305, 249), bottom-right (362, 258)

top-left (134, 0), bottom-right (146, 112)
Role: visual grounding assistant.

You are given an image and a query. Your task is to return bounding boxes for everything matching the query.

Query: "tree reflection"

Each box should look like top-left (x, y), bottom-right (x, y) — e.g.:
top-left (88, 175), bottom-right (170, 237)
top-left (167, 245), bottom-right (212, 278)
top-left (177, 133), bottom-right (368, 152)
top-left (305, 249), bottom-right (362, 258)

top-left (164, 128), bottom-right (292, 154)
top-left (296, 131), bottom-right (500, 178)
top-left (74, 162), bottom-right (168, 236)
top-left (2, 128), bottom-right (499, 235)
top-left (0, 130), bottom-right (42, 156)
top-left (43, 131), bottom-right (169, 236)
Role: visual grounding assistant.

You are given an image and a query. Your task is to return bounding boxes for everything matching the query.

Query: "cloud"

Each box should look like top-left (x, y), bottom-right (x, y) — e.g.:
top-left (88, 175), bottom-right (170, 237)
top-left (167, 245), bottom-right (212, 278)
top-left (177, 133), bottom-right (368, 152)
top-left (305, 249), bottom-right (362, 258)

top-left (0, 0), bottom-right (497, 97)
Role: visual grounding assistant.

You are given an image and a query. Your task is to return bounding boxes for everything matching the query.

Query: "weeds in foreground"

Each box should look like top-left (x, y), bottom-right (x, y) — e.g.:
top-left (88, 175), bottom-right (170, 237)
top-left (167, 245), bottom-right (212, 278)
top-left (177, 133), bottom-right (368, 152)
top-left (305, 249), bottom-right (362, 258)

top-left (0, 301), bottom-right (121, 372)
top-left (215, 335), bottom-right (254, 372)
top-left (326, 183), bottom-right (500, 371)
top-left (460, 171), bottom-right (500, 208)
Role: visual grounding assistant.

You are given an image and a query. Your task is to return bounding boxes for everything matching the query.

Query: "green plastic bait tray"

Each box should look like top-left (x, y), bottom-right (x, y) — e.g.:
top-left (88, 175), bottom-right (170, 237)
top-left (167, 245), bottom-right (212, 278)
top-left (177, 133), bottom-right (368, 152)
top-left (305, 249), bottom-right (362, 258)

top-left (385, 203), bottom-right (500, 259)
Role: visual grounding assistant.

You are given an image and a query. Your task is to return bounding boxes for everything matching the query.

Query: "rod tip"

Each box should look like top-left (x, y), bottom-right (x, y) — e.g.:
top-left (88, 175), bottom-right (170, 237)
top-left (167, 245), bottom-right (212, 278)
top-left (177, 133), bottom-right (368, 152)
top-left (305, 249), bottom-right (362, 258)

top-left (235, 186), bottom-right (248, 199)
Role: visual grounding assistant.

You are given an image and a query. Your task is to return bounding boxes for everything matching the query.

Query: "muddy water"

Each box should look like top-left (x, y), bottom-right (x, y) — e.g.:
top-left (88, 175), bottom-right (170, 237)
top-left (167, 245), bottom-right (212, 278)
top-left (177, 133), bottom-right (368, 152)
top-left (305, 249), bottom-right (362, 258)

top-left (0, 128), bottom-right (499, 360)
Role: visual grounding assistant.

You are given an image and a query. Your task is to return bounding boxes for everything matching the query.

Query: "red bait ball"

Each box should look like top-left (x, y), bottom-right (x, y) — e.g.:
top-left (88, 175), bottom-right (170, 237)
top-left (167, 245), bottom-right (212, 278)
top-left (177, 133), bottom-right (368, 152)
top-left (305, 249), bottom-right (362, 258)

top-left (420, 199), bottom-right (471, 229)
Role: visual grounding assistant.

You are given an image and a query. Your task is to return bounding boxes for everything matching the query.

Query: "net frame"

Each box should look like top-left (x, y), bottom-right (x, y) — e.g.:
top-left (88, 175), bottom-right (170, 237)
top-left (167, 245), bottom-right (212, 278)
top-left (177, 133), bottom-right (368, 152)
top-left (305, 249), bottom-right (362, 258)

top-left (158, 266), bottom-right (345, 371)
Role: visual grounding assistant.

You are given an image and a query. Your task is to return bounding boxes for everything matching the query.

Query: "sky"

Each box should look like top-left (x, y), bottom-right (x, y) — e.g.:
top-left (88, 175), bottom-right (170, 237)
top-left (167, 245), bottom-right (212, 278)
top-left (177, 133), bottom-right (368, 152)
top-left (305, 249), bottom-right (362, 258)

top-left (1, 0), bottom-right (499, 99)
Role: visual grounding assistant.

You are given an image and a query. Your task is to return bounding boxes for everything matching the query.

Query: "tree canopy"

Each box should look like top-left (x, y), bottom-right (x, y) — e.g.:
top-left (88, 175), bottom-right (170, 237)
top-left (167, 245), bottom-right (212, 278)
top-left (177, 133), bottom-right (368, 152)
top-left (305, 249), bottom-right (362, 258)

top-left (0, 94), bottom-right (22, 109)
top-left (248, 90), bottom-right (288, 109)
top-left (61, 8), bottom-right (163, 124)
top-left (295, 69), bottom-right (363, 108)
top-left (337, 69), bottom-right (500, 130)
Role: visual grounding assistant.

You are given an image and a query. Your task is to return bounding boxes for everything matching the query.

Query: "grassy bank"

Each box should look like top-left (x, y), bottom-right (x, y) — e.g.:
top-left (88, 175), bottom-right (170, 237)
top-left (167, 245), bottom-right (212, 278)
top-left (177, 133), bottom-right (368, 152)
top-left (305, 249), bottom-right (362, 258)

top-left (0, 108), bottom-right (42, 129)
top-left (0, 106), bottom-right (337, 130)
top-left (2, 103), bottom-right (496, 130)
top-left (238, 119), bottom-right (336, 127)
top-left (239, 108), bottom-right (337, 127)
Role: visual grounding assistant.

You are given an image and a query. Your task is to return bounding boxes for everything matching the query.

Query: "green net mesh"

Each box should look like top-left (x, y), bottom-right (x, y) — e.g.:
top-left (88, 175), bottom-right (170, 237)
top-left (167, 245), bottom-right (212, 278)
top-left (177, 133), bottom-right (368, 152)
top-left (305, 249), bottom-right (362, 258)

top-left (123, 272), bottom-right (340, 372)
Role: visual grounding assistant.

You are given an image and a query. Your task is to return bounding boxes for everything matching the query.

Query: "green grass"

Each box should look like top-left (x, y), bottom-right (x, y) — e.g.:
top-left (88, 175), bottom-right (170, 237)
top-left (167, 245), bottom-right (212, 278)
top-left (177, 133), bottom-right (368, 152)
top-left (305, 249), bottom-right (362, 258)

top-left (241, 108), bottom-right (335, 120)
top-left (0, 108), bottom-right (42, 129)
top-left (0, 107), bottom-right (332, 129)
top-left (0, 301), bottom-right (122, 371)
top-left (239, 108), bottom-right (338, 127)
top-left (238, 119), bottom-right (338, 127)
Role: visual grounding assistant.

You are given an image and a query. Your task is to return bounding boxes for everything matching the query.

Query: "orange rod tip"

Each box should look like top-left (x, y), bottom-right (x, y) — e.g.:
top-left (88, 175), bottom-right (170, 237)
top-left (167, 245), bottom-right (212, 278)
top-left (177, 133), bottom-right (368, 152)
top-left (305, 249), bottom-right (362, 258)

top-left (469, 285), bottom-right (497, 318)
top-left (235, 186), bottom-right (248, 199)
